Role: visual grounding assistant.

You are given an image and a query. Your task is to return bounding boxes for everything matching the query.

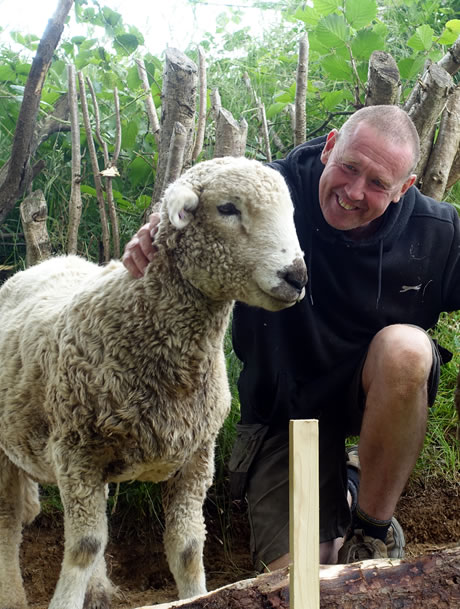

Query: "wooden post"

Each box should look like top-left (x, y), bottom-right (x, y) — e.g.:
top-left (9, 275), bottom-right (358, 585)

top-left (289, 419), bottom-right (319, 609)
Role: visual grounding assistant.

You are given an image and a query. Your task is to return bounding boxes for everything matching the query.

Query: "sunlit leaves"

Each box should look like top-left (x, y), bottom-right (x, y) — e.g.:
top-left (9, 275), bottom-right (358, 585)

top-left (314, 0), bottom-right (341, 16)
top-left (0, 65), bottom-right (16, 82)
top-left (351, 29), bottom-right (384, 59)
top-left (321, 53), bottom-right (354, 81)
top-left (407, 25), bottom-right (434, 51)
top-left (294, 5), bottom-right (321, 27)
top-left (344, 0), bottom-right (377, 30)
top-left (316, 14), bottom-right (349, 49)
top-left (438, 19), bottom-right (460, 45)
top-left (114, 34), bottom-right (140, 56)
top-left (398, 54), bottom-right (426, 80)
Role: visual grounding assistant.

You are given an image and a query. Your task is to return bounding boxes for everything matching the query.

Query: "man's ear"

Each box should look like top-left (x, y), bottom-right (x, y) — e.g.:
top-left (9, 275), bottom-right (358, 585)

top-left (320, 129), bottom-right (339, 164)
top-left (392, 174), bottom-right (416, 203)
top-left (164, 182), bottom-right (200, 229)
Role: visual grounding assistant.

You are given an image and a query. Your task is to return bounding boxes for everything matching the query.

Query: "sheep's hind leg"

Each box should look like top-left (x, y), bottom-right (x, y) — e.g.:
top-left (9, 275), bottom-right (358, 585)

top-left (162, 442), bottom-right (215, 599)
top-left (0, 451), bottom-right (39, 609)
top-left (48, 464), bottom-right (110, 609)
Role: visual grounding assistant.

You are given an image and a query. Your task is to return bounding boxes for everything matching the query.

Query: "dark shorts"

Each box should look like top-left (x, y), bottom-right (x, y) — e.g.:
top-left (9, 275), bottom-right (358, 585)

top-left (228, 328), bottom-right (443, 571)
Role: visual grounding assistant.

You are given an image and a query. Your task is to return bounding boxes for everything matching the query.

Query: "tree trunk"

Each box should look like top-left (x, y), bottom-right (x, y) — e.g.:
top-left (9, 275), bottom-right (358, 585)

top-left (365, 51), bottom-right (401, 106)
top-left (134, 546), bottom-right (460, 609)
top-left (421, 85), bottom-right (460, 199)
top-left (20, 190), bottom-right (51, 267)
top-left (404, 62), bottom-right (454, 180)
top-left (151, 48), bottom-right (197, 209)
top-left (0, 0), bottom-right (74, 225)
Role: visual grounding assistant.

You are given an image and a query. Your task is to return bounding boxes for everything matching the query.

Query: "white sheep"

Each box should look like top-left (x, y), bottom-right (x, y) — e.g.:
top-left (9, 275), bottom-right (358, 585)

top-left (0, 156), bottom-right (307, 609)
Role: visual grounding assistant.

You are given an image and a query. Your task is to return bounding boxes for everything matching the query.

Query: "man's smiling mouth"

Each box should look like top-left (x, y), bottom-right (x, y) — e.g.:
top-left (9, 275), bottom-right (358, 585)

top-left (338, 198), bottom-right (357, 211)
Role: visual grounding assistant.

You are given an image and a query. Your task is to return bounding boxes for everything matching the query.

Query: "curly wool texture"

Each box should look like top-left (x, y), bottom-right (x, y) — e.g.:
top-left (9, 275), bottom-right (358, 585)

top-left (0, 156), bottom-right (306, 609)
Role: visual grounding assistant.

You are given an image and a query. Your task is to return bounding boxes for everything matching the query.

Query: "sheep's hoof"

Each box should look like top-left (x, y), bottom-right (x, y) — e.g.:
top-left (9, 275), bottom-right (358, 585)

top-left (83, 583), bottom-right (113, 609)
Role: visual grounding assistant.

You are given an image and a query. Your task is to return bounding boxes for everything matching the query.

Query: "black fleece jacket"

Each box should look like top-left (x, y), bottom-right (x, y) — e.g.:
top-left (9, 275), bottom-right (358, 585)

top-left (232, 136), bottom-right (460, 431)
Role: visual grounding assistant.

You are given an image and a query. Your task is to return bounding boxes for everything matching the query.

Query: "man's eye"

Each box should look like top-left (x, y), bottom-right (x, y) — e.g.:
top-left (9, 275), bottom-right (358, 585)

top-left (343, 164), bottom-right (356, 172)
top-left (217, 202), bottom-right (241, 216)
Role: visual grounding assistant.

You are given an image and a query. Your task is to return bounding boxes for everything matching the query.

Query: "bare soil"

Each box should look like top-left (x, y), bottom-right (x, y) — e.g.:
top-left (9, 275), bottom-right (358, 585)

top-left (22, 479), bottom-right (459, 609)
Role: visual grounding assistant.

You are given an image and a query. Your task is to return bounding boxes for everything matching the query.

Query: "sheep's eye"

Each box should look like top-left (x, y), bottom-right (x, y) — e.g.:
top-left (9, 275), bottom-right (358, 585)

top-left (217, 202), bottom-right (241, 216)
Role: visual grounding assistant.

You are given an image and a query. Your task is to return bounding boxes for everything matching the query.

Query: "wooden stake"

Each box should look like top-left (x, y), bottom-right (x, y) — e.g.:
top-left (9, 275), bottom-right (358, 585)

top-left (289, 419), bottom-right (319, 609)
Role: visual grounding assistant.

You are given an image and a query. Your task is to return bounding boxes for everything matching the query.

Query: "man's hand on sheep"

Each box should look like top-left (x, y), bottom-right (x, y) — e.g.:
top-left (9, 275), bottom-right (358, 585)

top-left (122, 212), bottom-right (160, 277)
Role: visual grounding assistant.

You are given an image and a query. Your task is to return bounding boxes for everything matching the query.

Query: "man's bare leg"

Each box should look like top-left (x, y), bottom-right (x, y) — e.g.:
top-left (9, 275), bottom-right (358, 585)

top-left (358, 324), bottom-right (432, 521)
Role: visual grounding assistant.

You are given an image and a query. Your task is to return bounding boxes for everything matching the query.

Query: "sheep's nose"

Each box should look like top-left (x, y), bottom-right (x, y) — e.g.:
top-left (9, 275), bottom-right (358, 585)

top-left (281, 258), bottom-right (308, 293)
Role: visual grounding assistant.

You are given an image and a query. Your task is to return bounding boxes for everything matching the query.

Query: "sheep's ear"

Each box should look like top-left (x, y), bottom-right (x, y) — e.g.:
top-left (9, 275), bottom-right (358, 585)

top-left (165, 182), bottom-right (200, 229)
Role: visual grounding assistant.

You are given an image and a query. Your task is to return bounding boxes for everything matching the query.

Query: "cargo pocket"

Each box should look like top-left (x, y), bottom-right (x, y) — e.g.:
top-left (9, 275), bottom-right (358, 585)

top-left (228, 423), bottom-right (269, 500)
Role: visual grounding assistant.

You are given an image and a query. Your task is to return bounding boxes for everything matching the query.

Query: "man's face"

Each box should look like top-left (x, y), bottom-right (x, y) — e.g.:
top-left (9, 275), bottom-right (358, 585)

top-left (318, 122), bottom-right (416, 234)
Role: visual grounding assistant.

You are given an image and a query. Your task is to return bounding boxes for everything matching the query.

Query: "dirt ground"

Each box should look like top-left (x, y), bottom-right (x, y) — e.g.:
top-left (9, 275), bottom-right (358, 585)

top-left (21, 478), bottom-right (459, 609)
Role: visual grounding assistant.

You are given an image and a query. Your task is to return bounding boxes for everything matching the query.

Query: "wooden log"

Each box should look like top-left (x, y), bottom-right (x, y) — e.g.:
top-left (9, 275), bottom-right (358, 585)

top-left (151, 48), bottom-right (197, 208)
top-left (134, 546), bottom-right (460, 609)
top-left (214, 108), bottom-right (247, 158)
top-left (20, 190), bottom-right (51, 267)
top-left (365, 51), bottom-right (401, 106)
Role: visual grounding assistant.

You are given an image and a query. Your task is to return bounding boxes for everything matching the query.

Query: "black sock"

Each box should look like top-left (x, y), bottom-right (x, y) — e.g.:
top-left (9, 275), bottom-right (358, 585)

top-left (353, 504), bottom-right (391, 542)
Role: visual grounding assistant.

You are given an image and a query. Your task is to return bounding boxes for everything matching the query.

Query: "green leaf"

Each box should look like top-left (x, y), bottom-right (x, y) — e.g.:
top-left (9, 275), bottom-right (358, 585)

top-left (407, 25), bottom-right (434, 52)
top-left (14, 63), bottom-right (31, 76)
top-left (309, 31), bottom-right (334, 54)
top-left (127, 66), bottom-right (141, 90)
top-left (122, 120), bottom-right (139, 150)
top-left (135, 194), bottom-right (152, 211)
top-left (102, 7), bottom-right (122, 27)
top-left (314, 0), bottom-right (341, 16)
top-left (128, 156), bottom-right (152, 188)
top-left (294, 5), bottom-right (321, 27)
top-left (344, 0), bottom-right (377, 30)
top-left (321, 54), bottom-right (354, 81)
top-left (322, 89), bottom-right (346, 110)
top-left (351, 29), bottom-right (384, 59)
top-left (75, 49), bottom-right (93, 70)
top-left (114, 34), bottom-right (139, 56)
top-left (316, 14), bottom-right (349, 48)
top-left (266, 102), bottom-right (288, 119)
top-left (81, 185), bottom-right (97, 197)
top-left (71, 36), bottom-right (86, 46)
top-left (0, 65), bottom-right (16, 81)
top-left (398, 55), bottom-right (426, 80)
top-left (274, 83), bottom-right (296, 103)
top-left (438, 20), bottom-right (460, 45)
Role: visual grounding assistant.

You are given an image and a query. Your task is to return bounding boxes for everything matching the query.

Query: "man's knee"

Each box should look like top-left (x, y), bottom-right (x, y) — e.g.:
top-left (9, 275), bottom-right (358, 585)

top-left (363, 324), bottom-right (433, 392)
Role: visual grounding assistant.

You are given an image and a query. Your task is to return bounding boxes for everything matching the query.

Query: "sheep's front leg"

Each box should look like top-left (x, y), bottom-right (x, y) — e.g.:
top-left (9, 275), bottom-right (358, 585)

top-left (162, 441), bottom-right (215, 599)
top-left (49, 465), bottom-right (110, 609)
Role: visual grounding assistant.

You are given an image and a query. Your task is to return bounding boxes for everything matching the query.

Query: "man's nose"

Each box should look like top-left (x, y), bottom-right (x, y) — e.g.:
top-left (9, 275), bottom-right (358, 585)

top-left (345, 175), bottom-right (366, 201)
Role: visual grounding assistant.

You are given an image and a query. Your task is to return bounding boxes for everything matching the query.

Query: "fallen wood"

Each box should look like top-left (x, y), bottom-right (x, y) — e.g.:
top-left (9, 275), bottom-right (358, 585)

top-left (134, 546), bottom-right (460, 609)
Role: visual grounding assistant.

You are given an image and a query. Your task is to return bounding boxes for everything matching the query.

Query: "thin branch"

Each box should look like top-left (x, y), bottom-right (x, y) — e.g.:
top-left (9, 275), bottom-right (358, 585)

top-left (67, 64), bottom-right (82, 255)
top-left (192, 46), bottom-right (207, 162)
top-left (259, 102), bottom-right (271, 162)
top-left (294, 33), bottom-right (308, 147)
top-left (86, 77), bottom-right (121, 258)
top-left (136, 59), bottom-right (161, 148)
top-left (78, 71), bottom-right (111, 263)
top-left (211, 87), bottom-right (222, 123)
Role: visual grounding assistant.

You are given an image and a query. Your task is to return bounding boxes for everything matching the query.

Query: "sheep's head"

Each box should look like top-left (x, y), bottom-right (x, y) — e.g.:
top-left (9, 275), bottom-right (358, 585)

top-left (161, 157), bottom-right (307, 312)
